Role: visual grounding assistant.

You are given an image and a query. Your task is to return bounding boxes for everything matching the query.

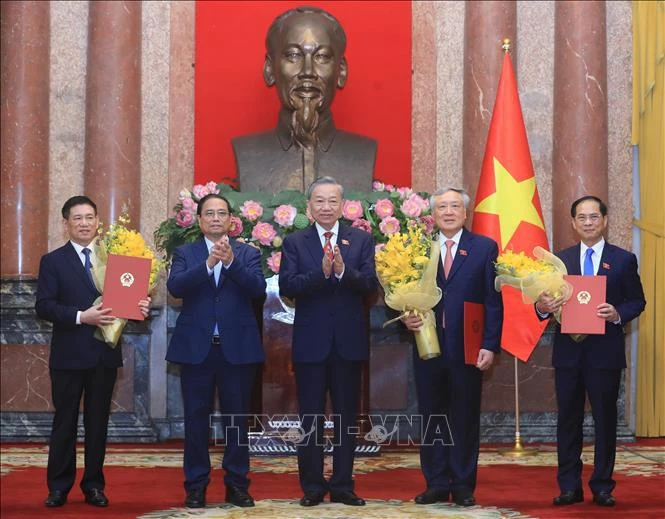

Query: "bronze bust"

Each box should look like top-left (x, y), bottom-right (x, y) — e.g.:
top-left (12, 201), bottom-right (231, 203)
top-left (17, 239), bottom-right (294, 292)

top-left (232, 6), bottom-right (376, 193)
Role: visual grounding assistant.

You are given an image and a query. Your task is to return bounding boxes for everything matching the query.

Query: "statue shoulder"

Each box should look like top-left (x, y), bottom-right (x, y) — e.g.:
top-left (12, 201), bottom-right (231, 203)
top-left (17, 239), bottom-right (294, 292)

top-left (333, 129), bottom-right (377, 150)
top-left (231, 130), bottom-right (278, 151)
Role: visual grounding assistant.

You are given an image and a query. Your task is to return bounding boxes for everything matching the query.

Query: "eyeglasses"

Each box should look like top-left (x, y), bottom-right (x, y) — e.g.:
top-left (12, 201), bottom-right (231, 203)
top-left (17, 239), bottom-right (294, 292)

top-left (436, 203), bottom-right (464, 212)
top-left (575, 213), bottom-right (602, 223)
top-left (201, 210), bottom-right (230, 219)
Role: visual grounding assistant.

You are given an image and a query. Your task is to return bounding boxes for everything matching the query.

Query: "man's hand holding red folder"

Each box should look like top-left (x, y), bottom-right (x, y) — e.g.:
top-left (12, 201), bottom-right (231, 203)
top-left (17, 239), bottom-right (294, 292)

top-left (81, 296), bottom-right (151, 326)
top-left (535, 291), bottom-right (619, 322)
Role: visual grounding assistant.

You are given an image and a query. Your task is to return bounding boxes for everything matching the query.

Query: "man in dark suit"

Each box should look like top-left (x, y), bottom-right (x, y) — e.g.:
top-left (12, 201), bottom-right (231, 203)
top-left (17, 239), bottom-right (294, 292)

top-left (166, 193), bottom-right (266, 508)
top-left (36, 196), bottom-right (150, 508)
top-left (279, 176), bottom-right (377, 507)
top-left (536, 195), bottom-right (646, 508)
top-left (402, 187), bottom-right (503, 507)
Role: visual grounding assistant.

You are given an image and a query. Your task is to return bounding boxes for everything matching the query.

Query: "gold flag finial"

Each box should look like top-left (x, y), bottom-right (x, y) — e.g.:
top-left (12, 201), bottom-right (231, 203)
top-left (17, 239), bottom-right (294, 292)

top-left (502, 38), bottom-right (511, 53)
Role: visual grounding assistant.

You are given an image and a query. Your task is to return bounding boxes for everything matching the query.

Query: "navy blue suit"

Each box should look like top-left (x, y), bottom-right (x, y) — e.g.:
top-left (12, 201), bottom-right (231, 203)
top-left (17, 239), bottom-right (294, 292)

top-left (36, 241), bottom-right (121, 494)
top-left (544, 242), bottom-right (645, 495)
top-left (279, 223), bottom-right (377, 495)
top-left (167, 238), bottom-right (265, 492)
top-left (414, 229), bottom-right (502, 496)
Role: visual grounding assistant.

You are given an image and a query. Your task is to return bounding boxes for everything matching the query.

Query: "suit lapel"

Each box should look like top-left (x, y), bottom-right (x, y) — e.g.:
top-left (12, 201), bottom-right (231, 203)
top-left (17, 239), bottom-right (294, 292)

top-left (194, 239), bottom-right (217, 289)
top-left (566, 244), bottom-right (582, 275)
top-left (304, 224), bottom-right (325, 265)
top-left (598, 243), bottom-right (614, 276)
top-left (64, 242), bottom-right (98, 293)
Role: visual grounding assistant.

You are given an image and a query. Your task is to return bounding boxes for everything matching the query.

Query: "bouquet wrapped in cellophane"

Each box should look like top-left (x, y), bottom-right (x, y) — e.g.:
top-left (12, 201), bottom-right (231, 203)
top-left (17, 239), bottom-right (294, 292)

top-left (494, 246), bottom-right (584, 341)
top-left (91, 213), bottom-right (164, 347)
top-left (376, 225), bottom-right (442, 359)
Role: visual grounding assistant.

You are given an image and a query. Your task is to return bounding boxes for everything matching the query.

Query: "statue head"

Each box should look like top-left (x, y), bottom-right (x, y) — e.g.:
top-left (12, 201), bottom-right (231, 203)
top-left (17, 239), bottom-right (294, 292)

top-left (264, 7), bottom-right (348, 141)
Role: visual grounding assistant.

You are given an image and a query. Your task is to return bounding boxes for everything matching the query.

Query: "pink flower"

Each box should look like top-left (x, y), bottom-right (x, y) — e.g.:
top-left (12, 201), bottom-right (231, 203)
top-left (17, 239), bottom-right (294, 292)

top-left (175, 210), bottom-right (195, 228)
top-left (267, 251), bottom-right (282, 274)
top-left (419, 214), bottom-right (435, 235)
top-left (240, 200), bottom-right (263, 222)
top-left (351, 218), bottom-right (372, 233)
top-left (178, 188), bottom-right (191, 201)
top-left (375, 243), bottom-right (386, 254)
top-left (228, 216), bottom-right (243, 237)
top-left (400, 197), bottom-right (422, 218)
top-left (192, 184), bottom-right (210, 199)
top-left (252, 222), bottom-right (277, 246)
top-left (379, 216), bottom-right (400, 235)
top-left (385, 184), bottom-right (395, 192)
top-left (410, 193), bottom-right (429, 211)
top-left (396, 187), bottom-right (413, 200)
top-left (181, 197), bottom-right (197, 213)
top-left (205, 181), bottom-right (219, 194)
top-left (273, 204), bottom-right (297, 227)
top-left (372, 180), bottom-right (385, 191)
top-left (342, 200), bottom-right (364, 221)
top-left (374, 198), bottom-right (395, 219)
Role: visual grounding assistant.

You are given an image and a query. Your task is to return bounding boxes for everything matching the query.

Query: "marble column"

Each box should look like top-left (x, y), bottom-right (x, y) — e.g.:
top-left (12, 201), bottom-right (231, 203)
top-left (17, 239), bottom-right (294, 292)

top-left (0, 1), bottom-right (50, 278)
top-left (462, 0), bottom-right (516, 212)
top-left (84, 1), bottom-right (141, 227)
top-left (552, 1), bottom-right (608, 250)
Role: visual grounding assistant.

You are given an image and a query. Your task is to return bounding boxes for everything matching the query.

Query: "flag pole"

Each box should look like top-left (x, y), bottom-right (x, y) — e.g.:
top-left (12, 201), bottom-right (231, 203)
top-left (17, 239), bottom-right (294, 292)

top-left (497, 38), bottom-right (538, 458)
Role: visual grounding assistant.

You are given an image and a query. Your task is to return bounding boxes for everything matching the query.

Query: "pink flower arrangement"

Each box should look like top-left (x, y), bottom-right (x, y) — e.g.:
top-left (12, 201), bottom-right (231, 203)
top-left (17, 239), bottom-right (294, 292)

top-left (181, 197), bottom-right (197, 213)
top-left (419, 214), bottom-right (435, 235)
top-left (251, 222), bottom-right (277, 246)
top-left (267, 251), bottom-right (282, 274)
top-left (205, 181), bottom-right (220, 194)
top-left (240, 200), bottom-right (263, 222)
top-left (379, 216), bottom-right (400, 235)
top-left (273, 204), bottom-right (297, 227)
top-left (175, 210), bottom-right (195, 228)
top-left (396, 187), bottom-right (413, 200)
top-left (410, 193), bottom-right (429, 211)
top-left (192, 183), bottom-right (211, 199)
top-left (351, 218), bottom-right (372, 233)
top-left (342, 200), bottom-right (364, 221)
top-left (374, 198), bottom-right (395, 219)
top-left (372, 180), bottom-right (385, 191)
top-left (400, 197), bottom-right (422, 218)
top-left (227, 215), bottom-right (243, 237)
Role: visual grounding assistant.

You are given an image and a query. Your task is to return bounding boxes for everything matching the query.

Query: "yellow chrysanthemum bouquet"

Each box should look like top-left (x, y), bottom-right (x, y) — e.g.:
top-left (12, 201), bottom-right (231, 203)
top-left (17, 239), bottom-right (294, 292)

top-left (495, 245), bottom-right (573, 321)
top-left (376, 225), bottom-right (442, 359)
top-left (91, 212), bottom-right (164, 347)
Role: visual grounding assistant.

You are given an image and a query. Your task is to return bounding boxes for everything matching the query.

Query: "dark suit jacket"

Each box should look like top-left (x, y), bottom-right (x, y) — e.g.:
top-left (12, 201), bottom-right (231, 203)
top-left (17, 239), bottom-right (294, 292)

top-left (434, 229), bottom-right (503, 363)
top-left (549, 242), bottom-right (646, 369)
top-left (279, 223), bottom-right (378, 363)
top-left (35, 242), bottom-right (121, 369)
top-left (166, 238), bottom-right (266, 366)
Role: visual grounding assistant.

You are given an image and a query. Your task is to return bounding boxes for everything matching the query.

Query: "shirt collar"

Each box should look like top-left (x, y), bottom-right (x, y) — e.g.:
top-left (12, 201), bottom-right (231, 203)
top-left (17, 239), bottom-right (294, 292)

top-left (276, 108), bottom-right (337, 152)
top-left (438, 228), bottom-right (463, 247)
top-left (315, 220), bottom-right (340, 238)
top-left (581, 237), bottom-right (605, 257)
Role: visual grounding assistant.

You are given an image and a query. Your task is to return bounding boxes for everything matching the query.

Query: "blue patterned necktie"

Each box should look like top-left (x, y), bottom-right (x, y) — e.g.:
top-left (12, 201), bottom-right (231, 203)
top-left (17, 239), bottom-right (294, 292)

top-left (82, 247), bottom-right (94, 283)
top-left (583, 248), bottom-right (594, 276)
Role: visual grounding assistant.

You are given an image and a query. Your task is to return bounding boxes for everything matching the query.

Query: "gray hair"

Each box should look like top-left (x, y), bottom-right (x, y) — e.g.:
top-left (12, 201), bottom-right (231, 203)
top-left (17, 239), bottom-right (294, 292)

top-left (429, 187), bottom-right (471, 209)
top-left (306, 176), bottom-right (344, 200)
top-left (266, 6), bottom-right (347, 57)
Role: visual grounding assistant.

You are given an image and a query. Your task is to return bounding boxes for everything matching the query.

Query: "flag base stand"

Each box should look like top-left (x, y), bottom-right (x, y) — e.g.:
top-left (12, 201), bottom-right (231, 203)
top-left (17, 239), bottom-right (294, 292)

top-left (499, 433), bottom-right (539, 457)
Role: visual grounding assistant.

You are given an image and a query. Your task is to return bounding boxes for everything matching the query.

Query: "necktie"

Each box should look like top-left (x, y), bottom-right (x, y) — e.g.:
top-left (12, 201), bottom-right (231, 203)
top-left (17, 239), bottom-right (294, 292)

top-left (583, 248), bottom-right (594, 276)
top-left (82, 247), bottom-right (94, 284)
top-left (323, 231), bottom-right (334, 262)
top-left (443, 239), bottom-right (454, 279)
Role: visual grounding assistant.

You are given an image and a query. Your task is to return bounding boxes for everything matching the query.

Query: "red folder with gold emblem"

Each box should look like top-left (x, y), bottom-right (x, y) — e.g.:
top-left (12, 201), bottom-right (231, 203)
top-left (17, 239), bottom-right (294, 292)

top-left (561, 275), bottom-right (606, 334)
top-left (464, 302), bottom-right (485, 365)
top-left (102, 254), bottom-right (151, 320)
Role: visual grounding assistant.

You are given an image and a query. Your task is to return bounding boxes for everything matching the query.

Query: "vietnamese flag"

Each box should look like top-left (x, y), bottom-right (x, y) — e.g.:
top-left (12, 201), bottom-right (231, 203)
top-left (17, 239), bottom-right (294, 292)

top-left (471, 51), bottom-right (549, 362)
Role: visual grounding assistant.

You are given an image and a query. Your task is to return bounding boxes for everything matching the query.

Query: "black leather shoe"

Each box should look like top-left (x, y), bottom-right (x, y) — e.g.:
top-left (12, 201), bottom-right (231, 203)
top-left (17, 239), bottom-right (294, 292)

top-left (225, 485), bottom-right (255, 507)
top-left (593, 491), bottom-right (616, 507)
top-left (553, 489), bottom-right (584, 506)
top-left (83, 488), bottom-right (108, 507)
top-left (452, 491), bottom-right (476, 507)
top-left (415, 488), bottom-right (449, 504)
top-left (184, 488), bottom-right (206, 508)
top-left (45, 490), bottom-right (67, 507)
top-left (330, 491), bottom-right (366, 506)
top-left (300, 491), bottom-right (325, 506)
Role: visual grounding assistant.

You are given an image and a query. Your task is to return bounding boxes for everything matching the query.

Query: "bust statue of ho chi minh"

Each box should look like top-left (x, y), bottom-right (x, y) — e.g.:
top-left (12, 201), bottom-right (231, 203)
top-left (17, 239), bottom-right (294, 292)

top-left (232, 6), bottom-right (377, 193)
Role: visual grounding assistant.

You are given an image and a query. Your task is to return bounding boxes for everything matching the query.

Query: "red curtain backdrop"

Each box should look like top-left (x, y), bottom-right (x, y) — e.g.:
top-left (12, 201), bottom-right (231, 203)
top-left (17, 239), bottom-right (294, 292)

top-left (194, 0), bottom-right (412, 188)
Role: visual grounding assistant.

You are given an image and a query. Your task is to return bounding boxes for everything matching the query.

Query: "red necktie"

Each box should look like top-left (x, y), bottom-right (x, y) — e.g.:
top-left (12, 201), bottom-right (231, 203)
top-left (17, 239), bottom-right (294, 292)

top-left (323, 231), bottom-right (334, 262)
top-left (443, 239), bottom-right (454, 279)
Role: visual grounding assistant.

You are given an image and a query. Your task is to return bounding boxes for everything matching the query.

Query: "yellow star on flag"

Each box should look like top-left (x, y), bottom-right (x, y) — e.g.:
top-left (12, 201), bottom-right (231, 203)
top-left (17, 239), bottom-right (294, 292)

top-left (474, 157), bottom-right (545, 249)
